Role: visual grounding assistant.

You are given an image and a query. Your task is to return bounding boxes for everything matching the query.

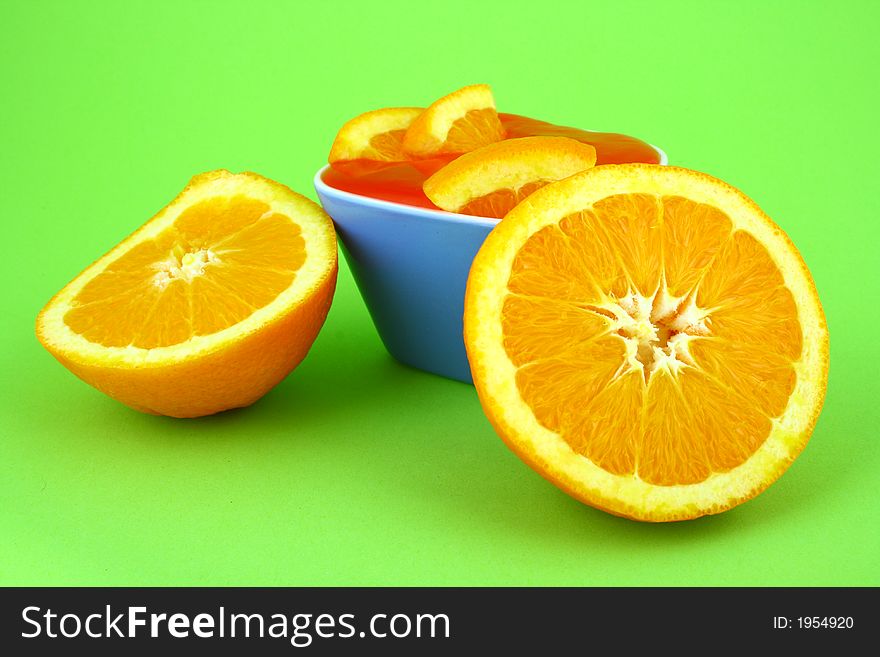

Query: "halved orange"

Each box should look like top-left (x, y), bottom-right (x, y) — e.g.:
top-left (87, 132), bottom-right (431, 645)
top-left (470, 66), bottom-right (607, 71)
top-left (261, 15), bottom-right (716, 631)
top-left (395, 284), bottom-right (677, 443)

top-left (36, 170), bottom-right (338, 418)
top-left (464, 164), bottom-right (828, 521)
top-left (402, 84), bottom-right (506, 157)
top-left (423, 136), bottom-right (596, 217)
top-left (328, 107), bottom-right (423, 162)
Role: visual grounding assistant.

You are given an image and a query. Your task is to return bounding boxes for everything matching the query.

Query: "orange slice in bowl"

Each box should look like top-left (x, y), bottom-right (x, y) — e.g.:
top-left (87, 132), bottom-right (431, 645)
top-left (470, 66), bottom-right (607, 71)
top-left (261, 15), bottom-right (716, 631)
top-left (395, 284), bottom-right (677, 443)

top-left (402, 84), bottom-right (506, 157)
top-left (423, 136), bottom-right (596, 218)
top-left (329, 107), bottom-right (423, 162)
top-left (36, 170), bottom-right (338, 418)
top-left (464, 164), bottom-right (828, 521)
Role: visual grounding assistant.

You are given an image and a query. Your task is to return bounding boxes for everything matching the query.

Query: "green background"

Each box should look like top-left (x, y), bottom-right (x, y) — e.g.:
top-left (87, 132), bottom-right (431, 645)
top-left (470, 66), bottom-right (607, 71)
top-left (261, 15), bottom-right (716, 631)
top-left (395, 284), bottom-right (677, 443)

top-left (2, 0), bottom-right (878, 586)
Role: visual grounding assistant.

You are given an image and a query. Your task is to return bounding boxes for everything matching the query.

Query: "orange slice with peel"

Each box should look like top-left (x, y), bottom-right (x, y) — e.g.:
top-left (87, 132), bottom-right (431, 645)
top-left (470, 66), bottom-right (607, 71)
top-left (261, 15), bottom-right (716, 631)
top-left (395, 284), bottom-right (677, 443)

top-left (464, 164), bottom-right (828, 521)
top-left (423, 136), bottom-right (596, 217)
top-left (328, 107), bottom-right (423, 162)
top-left (36, 170), bottom-right (338, 418)
top-left (402, 84), bottom-right (506, 157)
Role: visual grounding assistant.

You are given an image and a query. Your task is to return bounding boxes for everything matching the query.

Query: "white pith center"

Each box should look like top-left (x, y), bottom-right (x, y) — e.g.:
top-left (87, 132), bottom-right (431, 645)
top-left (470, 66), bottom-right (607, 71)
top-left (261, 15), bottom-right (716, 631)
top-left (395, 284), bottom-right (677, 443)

top-left (586, 286), bottom-right (711, 382)
top-left (152, 246), bottom-right (219, 288)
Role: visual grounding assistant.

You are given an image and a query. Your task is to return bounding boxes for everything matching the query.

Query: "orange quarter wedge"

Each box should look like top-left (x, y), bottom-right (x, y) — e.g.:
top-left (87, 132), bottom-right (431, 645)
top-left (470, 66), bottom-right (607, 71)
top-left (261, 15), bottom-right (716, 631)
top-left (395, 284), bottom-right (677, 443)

top-left (329, 107), bottom-right (424, 162)
top-left (402, 84), bottom-right (506, 157)
top-left (464, 164), bottom-right (828, 521)
top-left (36, 170), bottom-right (338, 418)
top-left (423, 136), bottom-right (596, 217)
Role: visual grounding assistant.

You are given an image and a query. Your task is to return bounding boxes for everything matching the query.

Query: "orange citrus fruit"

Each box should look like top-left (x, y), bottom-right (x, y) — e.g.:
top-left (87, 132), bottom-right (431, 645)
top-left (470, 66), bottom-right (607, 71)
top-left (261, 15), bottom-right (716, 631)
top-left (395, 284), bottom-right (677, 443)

top-left (423, 136), bottom-right (596, 217)
top-left (464, 164), bottom-right (828, 521)
top-left (402, 83), bottom-right (506, 157)
top-left (328, 107), bottom-right (423, 162)
top-left (36, 170), bottom-right (338, 418)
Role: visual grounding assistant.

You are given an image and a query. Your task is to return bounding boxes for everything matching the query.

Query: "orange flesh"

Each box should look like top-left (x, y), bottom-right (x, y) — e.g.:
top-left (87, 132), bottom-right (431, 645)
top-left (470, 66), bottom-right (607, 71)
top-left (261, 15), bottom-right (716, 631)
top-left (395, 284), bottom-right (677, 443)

top-left (323, 113), bottom-right (661, 209)
top-left (441, 108), bottom-right (506, 153)
top-left (366, 129), bottom-right (408, 161)
top-left (502, 194), bottom-right (802, 486)
top-left (64, 196), bottom-right (305, 348)
top-left (458, 180), bottom-right (548, 217)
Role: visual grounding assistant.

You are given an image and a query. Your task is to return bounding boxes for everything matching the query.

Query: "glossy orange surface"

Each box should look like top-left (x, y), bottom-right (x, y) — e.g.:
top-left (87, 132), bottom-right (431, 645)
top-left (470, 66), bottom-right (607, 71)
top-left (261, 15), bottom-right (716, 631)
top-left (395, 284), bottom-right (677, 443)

top-left (323, 113), bottom-right (661, 209)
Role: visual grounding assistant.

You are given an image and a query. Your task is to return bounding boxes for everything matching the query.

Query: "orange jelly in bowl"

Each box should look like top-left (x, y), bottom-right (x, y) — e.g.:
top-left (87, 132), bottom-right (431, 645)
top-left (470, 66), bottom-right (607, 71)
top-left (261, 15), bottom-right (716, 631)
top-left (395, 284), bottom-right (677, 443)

top-left (322, 113), bottom-right (661, 209)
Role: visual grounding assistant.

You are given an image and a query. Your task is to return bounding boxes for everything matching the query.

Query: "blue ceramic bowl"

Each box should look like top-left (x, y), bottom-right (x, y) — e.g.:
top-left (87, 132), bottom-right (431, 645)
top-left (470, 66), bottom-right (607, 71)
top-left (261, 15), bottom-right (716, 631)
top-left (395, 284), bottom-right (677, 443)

top-left (314, 148), bottom-right (667, 383)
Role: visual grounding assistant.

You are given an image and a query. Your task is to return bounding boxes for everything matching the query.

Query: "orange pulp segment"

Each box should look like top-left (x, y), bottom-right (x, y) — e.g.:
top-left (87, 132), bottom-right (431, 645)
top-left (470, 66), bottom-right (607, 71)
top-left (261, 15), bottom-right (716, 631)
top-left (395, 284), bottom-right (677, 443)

top-left (329, 107), bottom-right (424, 162)
top-left (402, 84), bottom-right (506, 157)
top-left (423, 136), bottom-right (596, 217)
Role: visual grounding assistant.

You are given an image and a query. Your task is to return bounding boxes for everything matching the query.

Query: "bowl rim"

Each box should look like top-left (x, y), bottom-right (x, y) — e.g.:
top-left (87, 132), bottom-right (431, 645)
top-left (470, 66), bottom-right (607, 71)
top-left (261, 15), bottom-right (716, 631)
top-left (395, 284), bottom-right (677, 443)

top-left (313, 142), bottom-right (668, 227)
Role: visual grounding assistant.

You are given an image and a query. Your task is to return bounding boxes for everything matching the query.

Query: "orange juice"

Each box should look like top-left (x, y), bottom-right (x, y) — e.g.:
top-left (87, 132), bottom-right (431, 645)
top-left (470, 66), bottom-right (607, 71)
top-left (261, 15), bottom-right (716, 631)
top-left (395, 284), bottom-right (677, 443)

top-left (323, 113), bottom-right (660, 209)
